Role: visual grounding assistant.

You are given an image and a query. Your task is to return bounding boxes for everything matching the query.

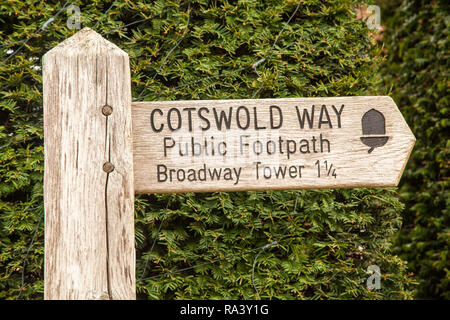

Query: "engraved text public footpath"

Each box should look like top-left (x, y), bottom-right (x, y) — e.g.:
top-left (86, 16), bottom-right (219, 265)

top-left (149, 104), bottom-right (344, 185)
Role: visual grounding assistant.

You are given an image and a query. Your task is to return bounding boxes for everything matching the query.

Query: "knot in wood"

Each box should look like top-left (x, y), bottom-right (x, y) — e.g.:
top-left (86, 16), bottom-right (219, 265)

top-left (103, 162), bottom-right (115, 173)
top-left (101, 105), bottom-right (113, 116)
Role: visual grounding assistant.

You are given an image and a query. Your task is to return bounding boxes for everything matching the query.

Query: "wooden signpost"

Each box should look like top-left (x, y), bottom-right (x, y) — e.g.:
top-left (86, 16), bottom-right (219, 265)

top-left (42, 28), bottom-right (415, 299)
top-left (43, 28), bottom-right (135, 300)
top-left (133, 96), bottom-right (415, 193)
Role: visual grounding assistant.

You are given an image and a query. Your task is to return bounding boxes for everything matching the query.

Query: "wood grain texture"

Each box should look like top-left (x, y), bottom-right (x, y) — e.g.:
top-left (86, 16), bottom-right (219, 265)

top-left (43, 28), bottom-right (135, 300)
top-left (132, 96), bottom-right (415, 193)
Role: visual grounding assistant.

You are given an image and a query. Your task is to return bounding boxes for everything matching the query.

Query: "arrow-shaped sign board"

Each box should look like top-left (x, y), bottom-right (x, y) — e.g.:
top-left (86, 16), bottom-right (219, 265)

top-left (132, 96), bottom-right (415, 194)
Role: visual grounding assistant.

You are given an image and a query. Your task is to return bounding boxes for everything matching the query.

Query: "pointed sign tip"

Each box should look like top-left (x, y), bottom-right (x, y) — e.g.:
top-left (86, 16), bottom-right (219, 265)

top-left (44, 27), bottom-right (126, 57)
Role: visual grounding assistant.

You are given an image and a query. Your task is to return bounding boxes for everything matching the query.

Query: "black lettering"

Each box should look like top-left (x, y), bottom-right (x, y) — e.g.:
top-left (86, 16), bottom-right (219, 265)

top-left (295, 106), bottom-right (315, 129)
top-left (236, 106), bottom-right (250, 130)
top-left (213, 107), bottom-right (233, 130)
top-left (208, 167), bottom-right (222, 181)
top-left (198, 107), bottom-right (211, 131)
top-left (218, 142), bottom-right (227, 155)
top-left (223, 168), bottom-right (232, 180)
top-left (299, 139), bottom-right (310, 153)
top-left (269, 105), bottom-right (283, 129)
top-left (210, 136), bottom-right (215, 156)
top-left (177, 169), bottom-right (185, 181)
top-left (312, 136), bottom-right (318, 153)
top-left (254, 161), bottom-right (261, 179)
top-left (187, 169), bottom-right (197, 181)
top-left (318, 105), bottom-right (332, 129)
top-left (191, 137), bottom-right (202, 156)
top-left (289, 166), bottom-right (297, 178)
top-left (286, 140), bottom-right (296, 159)
top-left (274, 166), bottom-right (287, 179)
top-left (169, 169), bottom-right (176, 181)
top-left (320, 133), bottom-right (330, 153)
top-left (167, 108), bottom-right (182, 131)
top-left (198, 164), bottom-right (206, 181)
top-left (183, 107), bottom-right (196, 132)
top-left (266, 140), bottom-right (276, 155)
top-left (332, 104), bottom-right (344, 128)
top-left (253, 107), bottom-right (266, 130)
top-left (233, 167), bottom-right (241, 185)
top-left (298, 166), bottom-right (304, 178)
top-left (278, 136), bottom-right (284, 154)
top-left (263, 166), bottom-right (271, 179)
top-left (150, 109), bottom-right (164, 132)
top-left (240, 135), bottom-right (250, 155)
top-left (253, 140), bottom-right (263, 155)
top-left (163, 137), bottom-right (175, 157)
top-left (179, 141), bottom-right (188, 156)
top-left (157, 164), bottom-right (167, 182)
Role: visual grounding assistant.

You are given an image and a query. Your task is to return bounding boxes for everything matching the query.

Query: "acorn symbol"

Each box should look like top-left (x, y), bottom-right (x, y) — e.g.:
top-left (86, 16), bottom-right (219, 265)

top-left (360, 109), bottom-right (389, 153)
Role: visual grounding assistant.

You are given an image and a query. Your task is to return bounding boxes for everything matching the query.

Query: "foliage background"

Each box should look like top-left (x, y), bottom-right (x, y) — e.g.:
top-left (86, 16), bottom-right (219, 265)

top-left (0, 0), bottom-right (435, 300)
top-left (377, 0), bottom-right (449, 299)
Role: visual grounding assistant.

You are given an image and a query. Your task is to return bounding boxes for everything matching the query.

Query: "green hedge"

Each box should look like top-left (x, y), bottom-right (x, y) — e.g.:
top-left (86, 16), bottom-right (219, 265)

top-left (379, 0), bottom-right (449, 299)
top-left (0, 0), bottom-right (414, 299)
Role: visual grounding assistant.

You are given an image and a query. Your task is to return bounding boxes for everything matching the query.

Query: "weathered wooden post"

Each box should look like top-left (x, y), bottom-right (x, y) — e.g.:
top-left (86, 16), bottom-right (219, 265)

top-left (43, 28), bottom-right (135, 299)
